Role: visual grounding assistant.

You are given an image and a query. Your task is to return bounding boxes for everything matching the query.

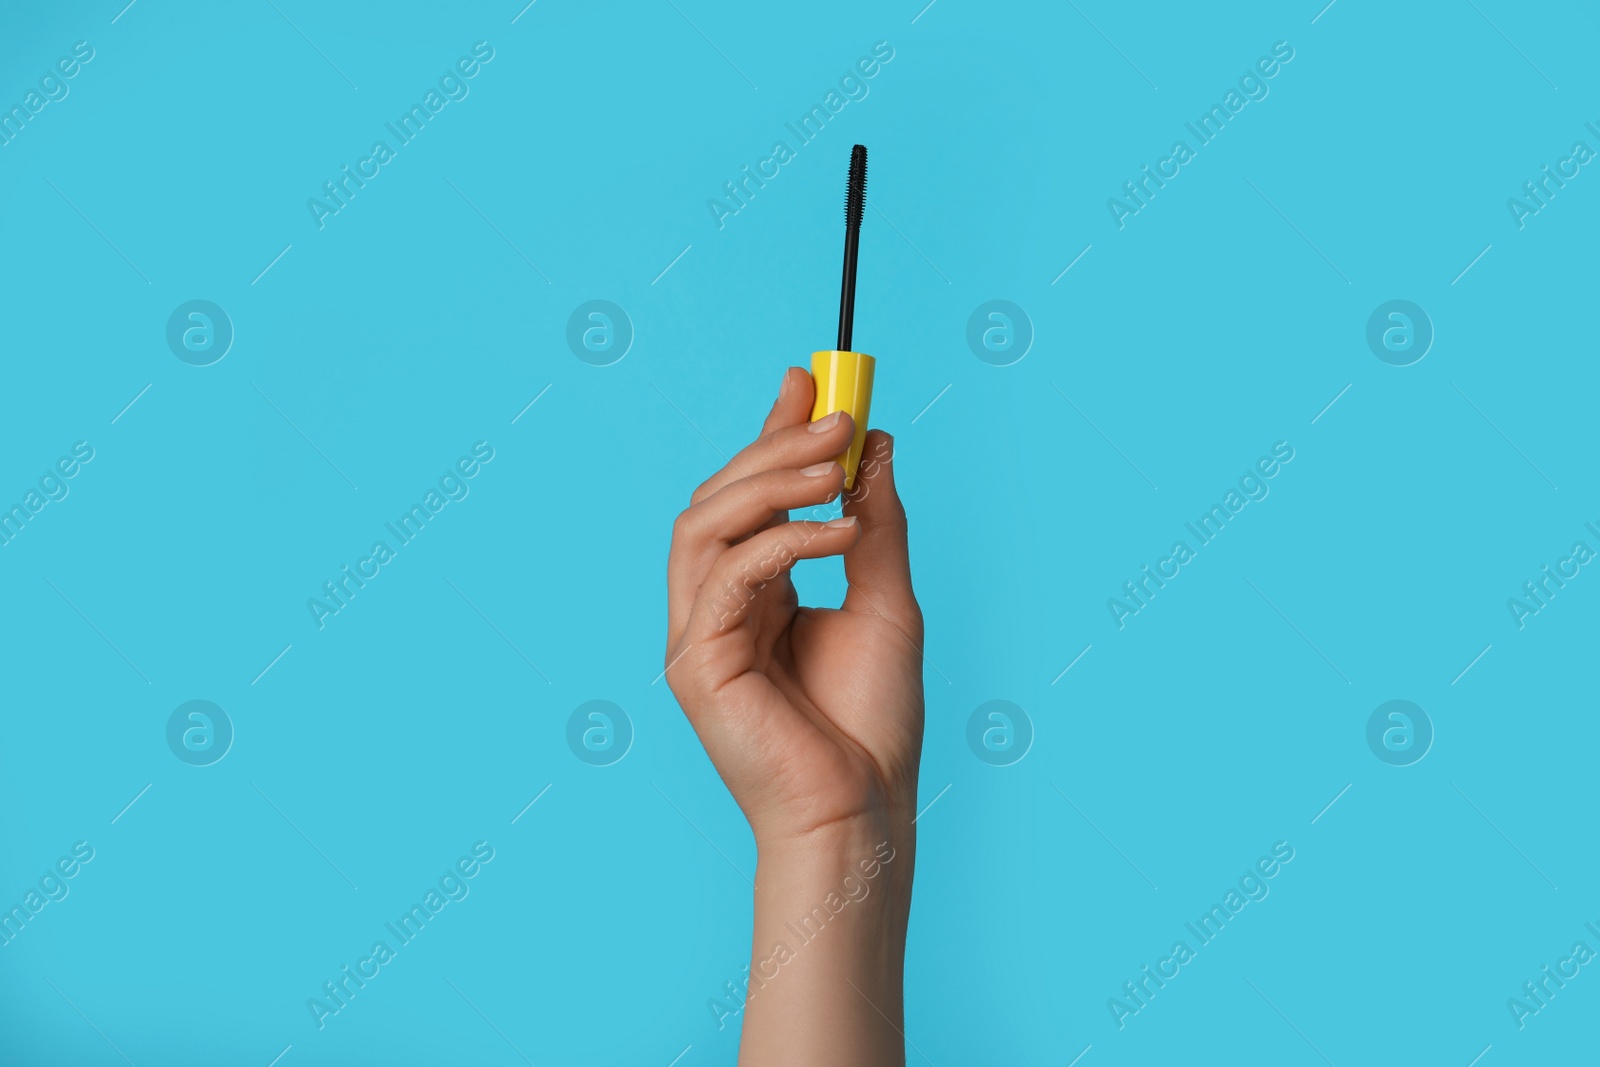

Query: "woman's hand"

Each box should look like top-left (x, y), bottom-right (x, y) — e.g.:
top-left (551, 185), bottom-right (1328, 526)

top-left (665, 366), bottom-right (924, 1065)
top-left (664, 366), bottom-right (924, 849)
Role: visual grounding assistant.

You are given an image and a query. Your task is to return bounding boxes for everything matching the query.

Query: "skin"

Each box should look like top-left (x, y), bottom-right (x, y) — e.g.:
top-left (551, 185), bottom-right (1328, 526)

top-left (665, 366), bottom-right (925, 1066)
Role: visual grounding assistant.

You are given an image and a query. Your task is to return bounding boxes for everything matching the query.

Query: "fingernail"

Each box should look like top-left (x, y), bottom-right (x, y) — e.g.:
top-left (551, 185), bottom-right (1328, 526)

top-left (778, 369), bottom-right (792, 398)
top-left (825, 515), bottom-right (858, 528)
top-left (809, 410), bottom-right (842, 433)
top-left (801, 461), bottom-right (839, 478)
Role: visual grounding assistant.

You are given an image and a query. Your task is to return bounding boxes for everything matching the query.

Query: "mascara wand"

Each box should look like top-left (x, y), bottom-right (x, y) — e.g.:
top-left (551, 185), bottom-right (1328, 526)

top-left (837, 144), bottom-right (867, 351)
top-left (811, 143), bottom-right (877, 489)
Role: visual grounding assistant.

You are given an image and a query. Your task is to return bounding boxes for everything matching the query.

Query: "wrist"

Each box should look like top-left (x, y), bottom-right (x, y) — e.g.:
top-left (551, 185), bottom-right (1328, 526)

top-left (741, 819), bottom-right (914, 1064)
top-left (757, 807), bottom-right (913, 883)
top-left (752, 816), bottom-right (915, 955)
top-left (749, 769), bottom-right (920, 856)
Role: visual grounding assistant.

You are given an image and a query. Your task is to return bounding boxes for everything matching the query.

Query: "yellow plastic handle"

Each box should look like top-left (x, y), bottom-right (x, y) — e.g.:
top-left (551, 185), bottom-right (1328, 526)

top-left (810, 350), bottom-right (875, 489)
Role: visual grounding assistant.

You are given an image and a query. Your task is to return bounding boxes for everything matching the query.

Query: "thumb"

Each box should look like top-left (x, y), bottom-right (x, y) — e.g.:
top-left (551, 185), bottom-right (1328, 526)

top-left (841, 431), bottom-right (920, 632)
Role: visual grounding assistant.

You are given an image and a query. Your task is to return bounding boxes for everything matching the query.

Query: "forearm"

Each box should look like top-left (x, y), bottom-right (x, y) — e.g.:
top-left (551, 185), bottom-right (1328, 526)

top-left (738, 818), bottom-right (915, 1066)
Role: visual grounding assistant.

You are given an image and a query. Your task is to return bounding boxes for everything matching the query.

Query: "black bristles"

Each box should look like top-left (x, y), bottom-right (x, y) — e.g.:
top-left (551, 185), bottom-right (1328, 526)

top-left (844, 144), bottom-right (868, 227)
top-left (837, 144), bottom-right (867, 351)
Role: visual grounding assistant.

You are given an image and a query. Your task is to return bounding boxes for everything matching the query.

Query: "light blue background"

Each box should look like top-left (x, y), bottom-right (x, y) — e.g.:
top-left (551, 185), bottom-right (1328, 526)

top-left (2, 1), bottom-right (1597, 1064)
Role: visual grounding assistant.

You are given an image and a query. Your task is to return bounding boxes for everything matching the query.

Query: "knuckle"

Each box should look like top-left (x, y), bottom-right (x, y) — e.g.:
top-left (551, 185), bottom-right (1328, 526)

top-left (670, 508), bottom-right (696, 542)
top-left (663, 654), bottom-right (696, 700)
top-left (858, 506), bottom-right (906, 536)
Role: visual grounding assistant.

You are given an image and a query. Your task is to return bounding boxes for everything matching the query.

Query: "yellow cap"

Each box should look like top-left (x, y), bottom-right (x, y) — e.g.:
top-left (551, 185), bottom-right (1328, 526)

top-left (810, 350), bottom-right (876, 488)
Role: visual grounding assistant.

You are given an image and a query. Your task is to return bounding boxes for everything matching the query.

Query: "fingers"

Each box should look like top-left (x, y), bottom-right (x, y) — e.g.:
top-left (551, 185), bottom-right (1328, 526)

top-left (677, 462), bottom-right (845, 549)
top-left (668, 370), bottom-right (851, 644)
top-left (669, 462), bottom-right (846, 608)
top-left (747, 367), bottom-right (825, 540)
top-left (841, 431), bottom-right (920, 634)
top-left (690, 406), bottom-right (854, 507)
top-left (759, 366), bottom-right (815, 437)
top-left (686, 516), bottom-right (862, 638)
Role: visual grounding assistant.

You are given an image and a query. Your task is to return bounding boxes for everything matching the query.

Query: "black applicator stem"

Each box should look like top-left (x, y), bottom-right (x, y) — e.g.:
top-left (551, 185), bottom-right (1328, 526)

top-left (837, 226), bottom-right (859, 351)
top-left (837, 144), bottom-right (867, 351)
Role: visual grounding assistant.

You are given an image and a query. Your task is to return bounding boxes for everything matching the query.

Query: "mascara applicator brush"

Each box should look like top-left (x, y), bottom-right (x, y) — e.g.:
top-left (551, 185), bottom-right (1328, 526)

top-left (811, 144), bottom-right (876, 489)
